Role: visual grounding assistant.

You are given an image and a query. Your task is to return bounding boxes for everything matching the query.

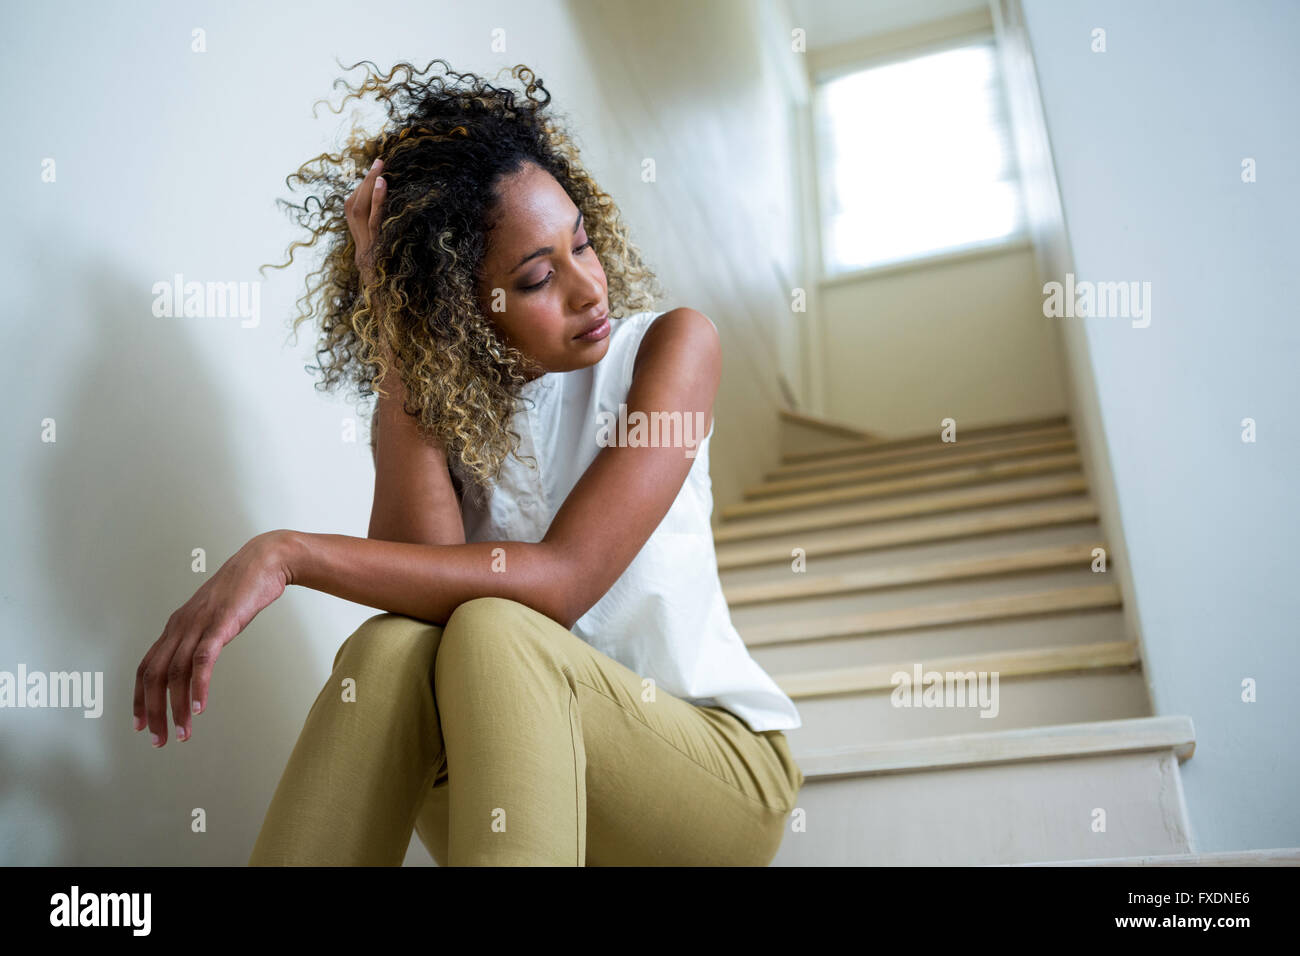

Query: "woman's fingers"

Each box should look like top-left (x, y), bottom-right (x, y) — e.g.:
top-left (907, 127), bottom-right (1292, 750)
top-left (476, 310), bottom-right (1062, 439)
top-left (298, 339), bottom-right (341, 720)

top-left (367, 173), bottom-right (385, 240)
top-left (348, 157), bottom-right (381, 206)
top-left (188, 632), bottom-right (225, 722)
top-left (133, 632), bottom-right (166, 733)
top-left (140, 628), bottom-right (179, 747)
top-left (347, 158), bottom-right (383, 234)
top-left (139, 616), bottom-right (225, 747)
top-left (135, 534), bottom-right (288, 749)
top-left (346, 158), bottom-right (385, 281)
top-left (166, 627), bottom-right (205, 742)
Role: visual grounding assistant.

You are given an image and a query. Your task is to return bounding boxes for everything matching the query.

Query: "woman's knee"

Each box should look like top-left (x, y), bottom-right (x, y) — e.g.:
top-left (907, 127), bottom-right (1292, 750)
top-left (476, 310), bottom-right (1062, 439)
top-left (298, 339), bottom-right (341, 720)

top-left (439, 597), bottom-right (535, 652)
top-left (436, 597), bottom-right (567, 675)
top-left (444, 595), bottom-right (533, 631)
top-left (331, 612), bottom-right (444, 681)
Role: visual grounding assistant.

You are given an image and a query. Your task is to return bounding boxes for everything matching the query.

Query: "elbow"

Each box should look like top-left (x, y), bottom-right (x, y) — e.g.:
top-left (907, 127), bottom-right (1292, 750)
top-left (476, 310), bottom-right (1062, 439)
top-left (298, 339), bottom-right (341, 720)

top-left (537, 542), bottom-right (589, 631)
top-left (549, 587), bottom-right (585, 635)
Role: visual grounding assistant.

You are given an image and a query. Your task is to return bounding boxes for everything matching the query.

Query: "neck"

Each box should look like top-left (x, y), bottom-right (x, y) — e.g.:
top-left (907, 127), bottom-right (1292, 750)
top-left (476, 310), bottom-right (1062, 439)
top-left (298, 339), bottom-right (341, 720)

top-left (519, 359), bottom-right (550, 384)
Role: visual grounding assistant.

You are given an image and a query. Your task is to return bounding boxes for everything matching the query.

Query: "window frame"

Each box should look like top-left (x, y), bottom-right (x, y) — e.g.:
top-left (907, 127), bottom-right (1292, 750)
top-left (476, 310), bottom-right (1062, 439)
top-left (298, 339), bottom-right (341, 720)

top-left (811, 28), bottom-right (1030, 282)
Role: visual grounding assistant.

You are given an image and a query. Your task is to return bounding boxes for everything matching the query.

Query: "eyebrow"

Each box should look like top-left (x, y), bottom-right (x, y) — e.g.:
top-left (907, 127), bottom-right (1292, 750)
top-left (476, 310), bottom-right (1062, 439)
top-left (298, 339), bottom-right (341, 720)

top-left (508, 210), bottom-right (584, 274)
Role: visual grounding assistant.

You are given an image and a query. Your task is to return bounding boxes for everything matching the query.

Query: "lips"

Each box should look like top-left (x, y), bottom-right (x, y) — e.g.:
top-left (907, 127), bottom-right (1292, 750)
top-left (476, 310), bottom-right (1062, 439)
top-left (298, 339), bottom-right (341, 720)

top-left (574, 312), bottom-right (610, 339)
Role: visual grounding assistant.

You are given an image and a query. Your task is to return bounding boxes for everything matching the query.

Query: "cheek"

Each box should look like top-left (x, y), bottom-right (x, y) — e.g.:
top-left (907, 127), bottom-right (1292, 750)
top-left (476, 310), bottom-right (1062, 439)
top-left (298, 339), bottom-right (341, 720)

top-left (500, 299), bottom-right (564, 352)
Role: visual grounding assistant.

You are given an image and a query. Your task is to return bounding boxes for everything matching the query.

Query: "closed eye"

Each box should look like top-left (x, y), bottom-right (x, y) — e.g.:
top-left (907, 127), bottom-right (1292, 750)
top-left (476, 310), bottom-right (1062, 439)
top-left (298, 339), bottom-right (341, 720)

top-left (521, 240), bottom-right (594, 292)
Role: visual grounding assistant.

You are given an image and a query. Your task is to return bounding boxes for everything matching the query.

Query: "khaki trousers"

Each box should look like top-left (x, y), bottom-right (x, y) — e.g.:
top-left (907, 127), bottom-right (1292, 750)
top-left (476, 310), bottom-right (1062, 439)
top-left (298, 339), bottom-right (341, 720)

top-left (248, 596), bottom-right (804, 866)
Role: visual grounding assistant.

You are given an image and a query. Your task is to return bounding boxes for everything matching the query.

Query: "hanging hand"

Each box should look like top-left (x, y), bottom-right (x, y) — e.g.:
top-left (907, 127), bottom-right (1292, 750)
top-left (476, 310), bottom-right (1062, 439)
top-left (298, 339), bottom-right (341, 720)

top-left (133, 530), bottom-right (296, 748)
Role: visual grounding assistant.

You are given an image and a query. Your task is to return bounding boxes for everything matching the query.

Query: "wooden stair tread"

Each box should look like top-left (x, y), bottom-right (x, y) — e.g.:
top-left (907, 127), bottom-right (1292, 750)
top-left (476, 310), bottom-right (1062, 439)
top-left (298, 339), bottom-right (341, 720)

top-left (725, 541), bottom-right (1104, 606)
top-left (774, 639), bottom-right (1140, 698)
top-left (742, 583), bottom-right (1122, 645)
top-left (725, 452), bottom-right (1082, 519)
top-left (750, 437), bottom-right (1078, 498)
top-left (715, 473), bottom-right (1089, 543)
top-left (772, 425), bottom-right (1074, 478)
top-left (716, 498), bottom-right (1099, 569)
top-left (778, 417), bottom-right (1070, 468)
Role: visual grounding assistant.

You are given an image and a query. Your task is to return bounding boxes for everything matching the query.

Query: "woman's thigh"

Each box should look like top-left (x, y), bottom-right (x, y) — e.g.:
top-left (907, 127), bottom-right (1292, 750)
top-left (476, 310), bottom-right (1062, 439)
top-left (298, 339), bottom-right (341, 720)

top-left (578, 690), bottom-right (800, 866)
top-left (413, 597), bottom-right (802, 866)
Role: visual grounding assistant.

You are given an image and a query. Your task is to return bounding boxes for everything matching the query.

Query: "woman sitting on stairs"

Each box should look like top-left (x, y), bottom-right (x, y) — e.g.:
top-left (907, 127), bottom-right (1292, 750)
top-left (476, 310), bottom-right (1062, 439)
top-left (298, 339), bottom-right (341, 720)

top-left (130, 59), bottom-right (804, 866)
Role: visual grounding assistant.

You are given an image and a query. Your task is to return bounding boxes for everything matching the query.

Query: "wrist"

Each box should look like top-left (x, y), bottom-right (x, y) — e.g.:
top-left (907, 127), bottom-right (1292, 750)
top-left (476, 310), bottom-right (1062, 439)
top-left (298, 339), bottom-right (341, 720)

top-left (262, 529), bottom-right (308, 588)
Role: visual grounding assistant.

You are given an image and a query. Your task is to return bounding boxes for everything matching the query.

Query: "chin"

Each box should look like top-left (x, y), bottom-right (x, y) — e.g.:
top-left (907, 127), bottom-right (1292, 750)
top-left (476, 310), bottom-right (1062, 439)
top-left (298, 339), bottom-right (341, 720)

top-left (583, 337), bottom-right (613, 365)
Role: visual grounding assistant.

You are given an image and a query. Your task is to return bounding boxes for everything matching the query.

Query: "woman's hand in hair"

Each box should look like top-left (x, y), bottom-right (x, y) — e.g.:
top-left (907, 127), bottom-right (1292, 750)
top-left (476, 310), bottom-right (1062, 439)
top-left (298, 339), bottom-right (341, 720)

top-left (345, 157), bottom-right (386, 283)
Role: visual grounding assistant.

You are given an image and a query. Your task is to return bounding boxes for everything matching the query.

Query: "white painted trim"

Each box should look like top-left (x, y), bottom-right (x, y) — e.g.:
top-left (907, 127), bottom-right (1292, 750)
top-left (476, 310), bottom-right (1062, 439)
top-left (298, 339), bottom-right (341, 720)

top-left (807, 10), bottom-right (996, 82)
top-left (777, 407), bottom-right (875, 441)
top-left (795, 715), bottom-right (1195, 779)
top-left (792, 95), bottom-right (830, 415)
top-left (990, 0), bottom-right (1158, 736)
top-left (820, 234), bottom-right (1033, 286)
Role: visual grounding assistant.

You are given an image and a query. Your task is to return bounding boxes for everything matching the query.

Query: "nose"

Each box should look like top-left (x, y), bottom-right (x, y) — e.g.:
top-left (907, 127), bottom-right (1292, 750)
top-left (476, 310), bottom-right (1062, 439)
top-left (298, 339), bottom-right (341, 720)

top-left (568, 264), bottom-right (605, 312)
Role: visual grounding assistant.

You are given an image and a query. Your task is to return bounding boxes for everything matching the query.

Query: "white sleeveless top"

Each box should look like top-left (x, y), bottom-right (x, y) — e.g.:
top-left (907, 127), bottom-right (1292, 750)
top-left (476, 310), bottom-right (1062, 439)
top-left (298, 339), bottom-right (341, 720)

top-left (454, 309), bottom-right (801, 733)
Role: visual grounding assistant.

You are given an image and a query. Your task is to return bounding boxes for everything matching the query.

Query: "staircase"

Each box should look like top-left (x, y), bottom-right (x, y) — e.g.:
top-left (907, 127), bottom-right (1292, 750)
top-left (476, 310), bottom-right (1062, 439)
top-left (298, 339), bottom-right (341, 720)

top-left (718, 411), bottom-right (1197, 865)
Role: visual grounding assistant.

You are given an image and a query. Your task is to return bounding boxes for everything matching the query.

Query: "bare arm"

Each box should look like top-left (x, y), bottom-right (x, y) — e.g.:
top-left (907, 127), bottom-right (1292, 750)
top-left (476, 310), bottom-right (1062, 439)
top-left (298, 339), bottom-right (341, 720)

top-left (367, 338), bottom-right (466, 547)
top-left (133, 307), bottom-right (719, 745)
top-left (283, 307), bottom-right (720, 629)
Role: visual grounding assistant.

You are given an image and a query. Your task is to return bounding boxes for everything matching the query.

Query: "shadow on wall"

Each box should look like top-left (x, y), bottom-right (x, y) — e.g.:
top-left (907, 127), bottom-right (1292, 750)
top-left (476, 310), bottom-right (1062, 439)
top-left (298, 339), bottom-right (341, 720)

top-left (4, 231), bottom-right (324, 865)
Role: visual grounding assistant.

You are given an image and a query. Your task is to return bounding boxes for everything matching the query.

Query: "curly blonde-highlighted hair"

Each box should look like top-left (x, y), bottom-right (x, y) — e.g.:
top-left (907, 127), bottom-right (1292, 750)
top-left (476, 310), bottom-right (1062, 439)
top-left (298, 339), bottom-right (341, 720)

top-left (261, 58), bottom-right (662, 507)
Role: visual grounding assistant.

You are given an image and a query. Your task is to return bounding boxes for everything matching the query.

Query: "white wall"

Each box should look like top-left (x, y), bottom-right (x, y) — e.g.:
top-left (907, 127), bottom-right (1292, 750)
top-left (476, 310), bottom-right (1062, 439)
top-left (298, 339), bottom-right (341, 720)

top-left (819, 242), bottom-right (1070, 436)
top-left (1019, 0), bottom-right (1300, 852)
top-left (0, 0), bottom-right (803, 864)
top-left (800, 6), bottom-right (1073, 438)
top-left (563, 0), bottom-right (810, 511)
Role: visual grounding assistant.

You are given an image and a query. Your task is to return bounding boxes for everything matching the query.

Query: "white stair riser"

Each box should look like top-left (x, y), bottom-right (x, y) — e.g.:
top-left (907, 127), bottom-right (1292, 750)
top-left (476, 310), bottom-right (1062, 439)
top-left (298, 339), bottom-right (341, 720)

top-left (771, 749), bottom-right (1190, 865)
top-left (777, 420), bottom-right (1070, 471)
top-left (753, 440), bottom-right (1079, 498)
top-left (781, 427), bottom-right (873, 459)
top-left (720, 475), bottom-right (1086, 536)
top-left (749, 608), bottom-right (1128, 674)
top-left (784, 670), bottom-right (1152, 753)
top-left (720, 521), bottom-right (1107, 589)
top-left (731, 568), bottom-right (1113, 631)
top-left (716, 496), bottom-right (1095, 566)
top-left (732, 455), bottom-right (1082, 519)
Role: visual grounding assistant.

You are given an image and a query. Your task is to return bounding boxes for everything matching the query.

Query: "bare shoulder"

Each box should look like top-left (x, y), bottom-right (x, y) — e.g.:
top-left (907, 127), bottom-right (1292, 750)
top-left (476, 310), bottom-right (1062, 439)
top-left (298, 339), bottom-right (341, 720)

top-left (632, 307), bottom-right (721, 382)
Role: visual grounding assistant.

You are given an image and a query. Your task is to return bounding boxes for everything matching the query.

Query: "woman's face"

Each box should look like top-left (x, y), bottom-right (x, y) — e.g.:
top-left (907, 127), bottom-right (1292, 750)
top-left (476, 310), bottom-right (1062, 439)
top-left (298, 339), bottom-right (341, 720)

top-left (475, 162), bottom-right (611, 379)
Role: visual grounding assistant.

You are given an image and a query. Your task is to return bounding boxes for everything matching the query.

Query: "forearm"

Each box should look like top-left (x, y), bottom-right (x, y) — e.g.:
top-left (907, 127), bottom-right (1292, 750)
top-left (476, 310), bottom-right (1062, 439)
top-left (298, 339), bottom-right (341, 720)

top-left (280, 530), bottom-right (577, 627)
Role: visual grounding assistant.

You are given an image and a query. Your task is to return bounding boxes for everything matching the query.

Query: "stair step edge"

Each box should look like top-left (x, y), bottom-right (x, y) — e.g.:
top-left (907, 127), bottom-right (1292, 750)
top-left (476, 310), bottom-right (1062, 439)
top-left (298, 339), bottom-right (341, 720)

top-left (746, 583), bottom-right (1122, 646)
top-left (792, 715), bottom-right (1195, 780)
top-left (780, 414), bottom-right (1070, 463)
top-left (777, 638), bottom-right (1138, 698)
top-left (1006, 847), bottom-right (1300, 866)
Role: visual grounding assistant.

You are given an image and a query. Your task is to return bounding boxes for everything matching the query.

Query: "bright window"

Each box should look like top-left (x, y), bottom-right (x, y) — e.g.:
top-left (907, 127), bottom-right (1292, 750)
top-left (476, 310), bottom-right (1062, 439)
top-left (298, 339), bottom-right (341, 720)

top-left (814, 37), bottom-right (1025, 274)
